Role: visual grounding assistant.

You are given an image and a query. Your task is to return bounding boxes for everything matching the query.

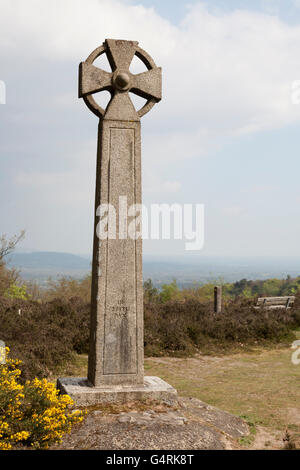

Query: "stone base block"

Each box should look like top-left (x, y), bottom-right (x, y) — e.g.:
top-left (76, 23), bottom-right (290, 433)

top-left (56, 376), bottom-right (178, 407)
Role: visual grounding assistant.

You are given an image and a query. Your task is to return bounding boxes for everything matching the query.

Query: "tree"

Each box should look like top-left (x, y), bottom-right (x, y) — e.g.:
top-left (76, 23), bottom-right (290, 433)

top-left (0, 231), bottom-right (25, 296)
top-left (0, 231), bottom-right (25, 262)
top-left (143, 279), bottom-right (159, 303)
top-left (160, 279), bottom-right (180, 303)
top-left (4, 283), bottom-right (31, 301)
top-left (44, 274), bottom-right (92, 303)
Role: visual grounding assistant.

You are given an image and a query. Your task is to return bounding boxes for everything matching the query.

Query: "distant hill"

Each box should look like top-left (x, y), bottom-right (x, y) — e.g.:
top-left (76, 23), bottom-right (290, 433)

top-left (8, 252), bottom-right (91, 270)
top-left (6, 252), bottom-right (91, 285)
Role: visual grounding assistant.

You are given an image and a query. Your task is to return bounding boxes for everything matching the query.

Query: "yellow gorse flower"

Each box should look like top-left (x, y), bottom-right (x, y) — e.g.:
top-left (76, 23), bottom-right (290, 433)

top-left (0, 350), bottom-right (85, 450)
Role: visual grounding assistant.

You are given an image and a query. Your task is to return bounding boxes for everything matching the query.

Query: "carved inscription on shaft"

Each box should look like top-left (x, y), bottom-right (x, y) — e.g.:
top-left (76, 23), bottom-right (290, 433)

top-left (111, 301), bottom-right (129, 318)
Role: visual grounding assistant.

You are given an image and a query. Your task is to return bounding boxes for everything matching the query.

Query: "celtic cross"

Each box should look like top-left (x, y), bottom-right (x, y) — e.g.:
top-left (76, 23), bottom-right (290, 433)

top-left (79, 39), bottom-right (162, 387)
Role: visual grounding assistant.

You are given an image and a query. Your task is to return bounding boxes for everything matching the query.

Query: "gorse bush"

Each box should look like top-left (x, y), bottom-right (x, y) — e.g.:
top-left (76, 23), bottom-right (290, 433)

top-left (0, 348), bottom-right (85, 450)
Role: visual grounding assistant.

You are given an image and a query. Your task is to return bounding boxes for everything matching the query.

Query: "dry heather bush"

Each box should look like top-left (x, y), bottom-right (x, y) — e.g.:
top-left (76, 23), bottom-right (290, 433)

top-left (144, 297), bottom-right (299, 356)
top-left (0, 296), bottom-right (90, 381)
top-left (1, 293), bottom-right (300, 379)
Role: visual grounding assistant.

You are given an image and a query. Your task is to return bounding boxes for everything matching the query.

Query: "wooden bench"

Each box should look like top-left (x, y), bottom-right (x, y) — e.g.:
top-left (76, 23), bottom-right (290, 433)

top-left (255, 296), bottom-right (295, 310)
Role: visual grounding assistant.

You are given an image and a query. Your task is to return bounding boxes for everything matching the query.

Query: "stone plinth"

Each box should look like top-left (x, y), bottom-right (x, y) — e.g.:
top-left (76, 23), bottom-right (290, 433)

top-left (57, 376), bottom-right (178, 407)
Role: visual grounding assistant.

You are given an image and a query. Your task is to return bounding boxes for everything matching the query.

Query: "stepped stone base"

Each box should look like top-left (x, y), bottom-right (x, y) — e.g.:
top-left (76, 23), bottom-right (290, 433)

top-left (57, 376), bottom-right (178, 407)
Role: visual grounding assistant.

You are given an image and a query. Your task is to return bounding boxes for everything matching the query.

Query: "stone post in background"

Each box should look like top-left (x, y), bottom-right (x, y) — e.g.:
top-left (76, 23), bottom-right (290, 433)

top-left (214, 286), bottom-right (222, 314)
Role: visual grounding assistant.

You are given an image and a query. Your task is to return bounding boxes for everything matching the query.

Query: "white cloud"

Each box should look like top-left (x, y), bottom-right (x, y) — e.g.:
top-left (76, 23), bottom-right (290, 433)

top-left (250, 184), bottom-right (277, 193)
top-left (222, 207), bottom-right (244, 217)
top-left (261, 0), bottom-right (281, 15)
top-left (0, 0), bottom-right (176, 61)
top-left (14, 140), bottom-right (96, 208)
top-left (1, 0), bottom-right (300, 137)
top-left (162, 181), bottom-right (182, 193)
top-left (2, 0), bottom-right (300, 253)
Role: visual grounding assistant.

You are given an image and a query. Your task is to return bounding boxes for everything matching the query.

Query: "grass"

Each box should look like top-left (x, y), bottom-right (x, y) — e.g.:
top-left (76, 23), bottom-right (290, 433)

top-left (238, 415), bottom-right (258, 447)
top-left (55, 340), bottom-right (300, 449)
top-left (145, 348), bottom-right (300, 430)
top-left (48, 354), bottom-right (88, 385)
top-left (144, 341), bottom-right (300, 448)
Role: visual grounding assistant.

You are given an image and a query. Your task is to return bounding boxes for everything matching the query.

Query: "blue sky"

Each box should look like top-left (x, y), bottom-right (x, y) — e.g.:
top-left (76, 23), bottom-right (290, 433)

top-left (132, 0), bottom-right (300, 24)
top-left (1, 0), bottom-right (300, 257)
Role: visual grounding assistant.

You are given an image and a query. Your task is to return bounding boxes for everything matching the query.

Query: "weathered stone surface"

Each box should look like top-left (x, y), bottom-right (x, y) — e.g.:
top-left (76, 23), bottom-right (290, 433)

top-left (83, 40), bottom-right (161, 390)
top-left (88, 119), bottom-right (144, 387)
top-left (58, 39), bottom-right (173, 406)
top-left (179, 397), bottom-right (249, 439)
top-left (51, 397), bottom-right (249, 450)
top-left (57, 376), bottom-right (178, 407)
top-left (78, 39), bottom-right (162, 120)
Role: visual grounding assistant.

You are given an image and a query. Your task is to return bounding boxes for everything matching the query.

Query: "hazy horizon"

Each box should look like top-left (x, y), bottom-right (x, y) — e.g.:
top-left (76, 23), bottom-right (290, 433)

top-left (7, 250), bottom-right (300, 287)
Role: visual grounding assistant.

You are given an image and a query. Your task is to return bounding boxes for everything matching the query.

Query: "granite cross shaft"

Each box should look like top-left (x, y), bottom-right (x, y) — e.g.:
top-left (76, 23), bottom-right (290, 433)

top-left (80, 39), bottom-right (161, 387)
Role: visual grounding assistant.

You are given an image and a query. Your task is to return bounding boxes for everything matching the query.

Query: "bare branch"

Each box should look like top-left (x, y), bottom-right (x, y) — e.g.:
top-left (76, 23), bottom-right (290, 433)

top-left (0, 230), bottom-right (25, 261)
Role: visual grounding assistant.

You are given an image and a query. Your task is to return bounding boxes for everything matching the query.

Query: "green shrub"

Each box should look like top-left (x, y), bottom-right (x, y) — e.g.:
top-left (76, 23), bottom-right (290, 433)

top-left (4, 283), bottom-right (31, 301)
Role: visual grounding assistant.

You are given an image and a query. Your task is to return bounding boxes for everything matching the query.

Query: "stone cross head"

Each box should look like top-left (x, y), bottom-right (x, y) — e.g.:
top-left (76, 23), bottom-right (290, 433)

top-left (79, 39), bottom-right (162, 121)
